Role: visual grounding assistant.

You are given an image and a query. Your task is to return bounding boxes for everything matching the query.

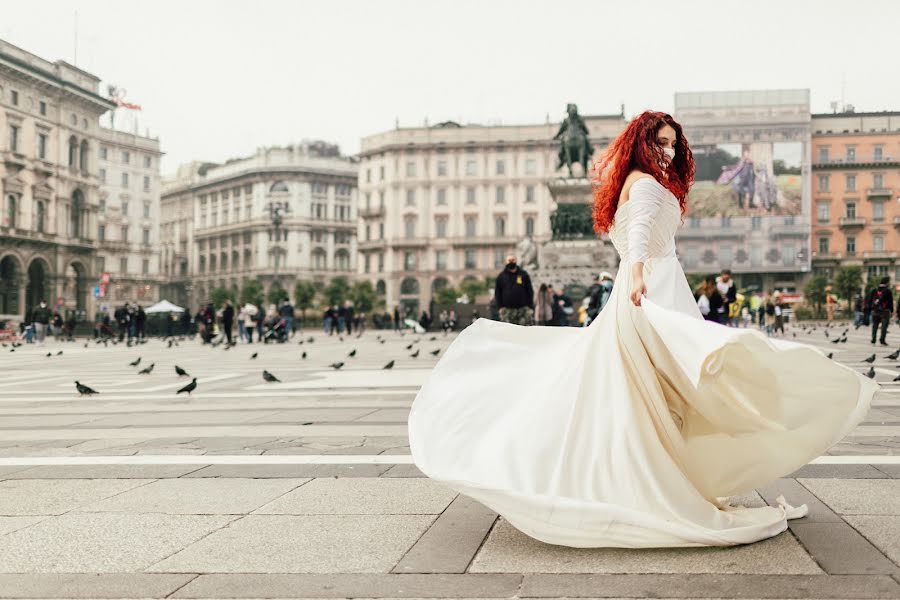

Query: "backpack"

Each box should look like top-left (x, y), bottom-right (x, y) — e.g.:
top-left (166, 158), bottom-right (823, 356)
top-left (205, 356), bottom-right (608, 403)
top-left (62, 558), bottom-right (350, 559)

top-left (872, 288), bottom-right (891, 312)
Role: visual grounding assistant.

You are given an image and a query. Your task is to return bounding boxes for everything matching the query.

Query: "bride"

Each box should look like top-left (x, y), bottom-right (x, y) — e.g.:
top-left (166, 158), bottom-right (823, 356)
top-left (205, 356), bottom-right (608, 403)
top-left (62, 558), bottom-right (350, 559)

top-left (407, 110), bottom-right (876, 548)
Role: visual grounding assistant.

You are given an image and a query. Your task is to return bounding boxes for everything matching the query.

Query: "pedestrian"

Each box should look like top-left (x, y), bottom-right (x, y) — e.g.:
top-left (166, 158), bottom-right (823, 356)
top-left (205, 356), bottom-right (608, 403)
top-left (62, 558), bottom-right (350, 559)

top-left (868, 277), bottom-right (893, 346)
top-left (586, 272), bottom-right (614, 326)
top-left (494, 253), bottom-right (535, 326)
top-left (772, 291), bottom-right (786, 337)
top-left (255, 302), bottom-right (265, 341)
top-left (419, 310), bottom-right (432, 331)
top-left (697, 275), bottom-right (723, 323)
top-left (221, 299), bottom-right (235, 345)
top-left (52, 312), bottom-right (63, 340)
top-left (344, 300), bottom-right (354, 335)
top-left (279, 299), bottom-right (295, 338)
top-left (393, 305), bottom-right (402, 332)
top-left (114, 303), bottom-right (129, 342)
top-left (534, 283), bottom-right (553, 326)
top-left (134, 305), bottom-right (146, 340)
top-left (715, 269), bottom-right (737, 326)
top-left (237, 304), bottom-right (247, 342)
top-left (552, 286), bottom-right (572, 326)
top-left (32, 300), bottom-right (52, 345)
top-left (180, 310), bottom-right (191, 336)
top-left (825, 286), bottom-right (837, 323)
top-left (337, 303), bottom-right (348, 334)
top-left (853, 294), bottom-right (864, 329)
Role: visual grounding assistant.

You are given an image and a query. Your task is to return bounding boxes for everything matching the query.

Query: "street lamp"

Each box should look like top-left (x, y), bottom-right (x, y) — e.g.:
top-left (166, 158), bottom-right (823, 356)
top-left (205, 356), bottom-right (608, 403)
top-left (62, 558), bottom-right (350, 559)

top-left (265, 201), bottom-right (291, 284)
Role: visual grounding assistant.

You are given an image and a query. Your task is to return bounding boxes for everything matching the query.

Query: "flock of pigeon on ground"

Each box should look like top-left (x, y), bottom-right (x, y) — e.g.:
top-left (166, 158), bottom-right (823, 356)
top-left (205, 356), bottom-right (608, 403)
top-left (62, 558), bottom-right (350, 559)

top-left (61, 330), bottom-right (445, 397)
top-left (792, 321), bottom-right (900, 381)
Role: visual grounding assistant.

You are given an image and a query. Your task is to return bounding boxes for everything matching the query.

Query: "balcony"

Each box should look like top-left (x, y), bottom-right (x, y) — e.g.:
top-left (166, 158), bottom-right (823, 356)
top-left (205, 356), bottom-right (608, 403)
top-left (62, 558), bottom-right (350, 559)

top-left (449, 235), bottom-right (520, 247)
top-left (893, 216), bottom-right (900, 229)
top-left (867, 187), bottom-right (894, 199)
top-left (813, 156), bottom-right (900, 168)
top-left (359, 206), bottom-right (385, 218)
top-left (358, 239), bottom-right (387, 251)
top-left (99, 239), bottom-right (131, 252)
top-left (838, 217), bottom-right (867, 229)
top-left (862, 251), bottom-right (899, 260)
top-left (675, 227), bottom-right (746, 241)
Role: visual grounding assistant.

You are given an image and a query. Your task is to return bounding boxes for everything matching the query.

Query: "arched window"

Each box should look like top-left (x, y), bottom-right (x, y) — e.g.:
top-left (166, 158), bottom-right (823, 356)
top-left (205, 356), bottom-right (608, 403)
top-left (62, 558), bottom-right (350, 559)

top-left (220, 252), bottom-right (228, 272)
top-left (376, 279), bottom-right (386, 296)
top-left (68, 136), bottom-right (78, 167)
top-left (269, 181), bottom-right (289, 193)
top-left (335, 249), bottom-right (350, 271)
top-left (70, 190), bottom-right (83, 238)
top-left (35, 200), bottom-right (45, 233)
top-left (313, 248), bottom-right (327, 270)
top-left (494, 216), bottom-right (506, 236)
top-left (525, 217), bottom-right (534, 236)
top-left (6, 195), bottom-right (17, 229)
top-left (400, 277), bottom-right (420, 295)
top-left (79, 139), bottom-right (89, 172)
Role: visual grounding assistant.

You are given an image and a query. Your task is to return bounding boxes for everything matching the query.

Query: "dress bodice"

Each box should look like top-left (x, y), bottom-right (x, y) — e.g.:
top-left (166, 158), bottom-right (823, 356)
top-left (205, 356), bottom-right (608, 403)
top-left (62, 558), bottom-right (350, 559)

top-left (609, 177), bottom-right (680, 263)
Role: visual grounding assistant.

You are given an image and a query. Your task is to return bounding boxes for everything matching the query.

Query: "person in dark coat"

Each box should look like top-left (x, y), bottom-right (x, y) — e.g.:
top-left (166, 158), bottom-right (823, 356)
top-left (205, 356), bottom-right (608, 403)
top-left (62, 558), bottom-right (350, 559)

top-left (222, 299), bottom-right (235, 346)
top-left (494, 253), bottom-right (535, 326)
top-left (868, 276), bottom-right (894, 346)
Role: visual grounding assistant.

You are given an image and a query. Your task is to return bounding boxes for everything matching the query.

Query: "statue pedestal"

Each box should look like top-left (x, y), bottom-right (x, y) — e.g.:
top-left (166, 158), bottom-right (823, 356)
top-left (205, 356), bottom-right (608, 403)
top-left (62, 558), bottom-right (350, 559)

top-left (530, 178), bottom-right (618, 293)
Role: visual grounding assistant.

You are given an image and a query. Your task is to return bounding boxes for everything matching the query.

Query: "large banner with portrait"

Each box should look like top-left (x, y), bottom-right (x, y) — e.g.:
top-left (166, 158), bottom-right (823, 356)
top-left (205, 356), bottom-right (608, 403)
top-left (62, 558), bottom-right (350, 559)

top-left (687, 141), bottom-right (803, 217)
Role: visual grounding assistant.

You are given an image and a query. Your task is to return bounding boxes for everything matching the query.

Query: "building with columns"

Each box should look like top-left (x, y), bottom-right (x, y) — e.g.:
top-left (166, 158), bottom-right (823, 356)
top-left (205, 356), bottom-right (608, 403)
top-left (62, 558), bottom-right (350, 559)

top-left (356, 114), bottom-right (626, 316)
top-left (810, 111), bottom-right (900, 285)
top-left (0, 39), bottom-right (116, 324)
top-left (160, 142), bottom-right (358, 309)
top-left (95, 127), bottom-right (163, 309)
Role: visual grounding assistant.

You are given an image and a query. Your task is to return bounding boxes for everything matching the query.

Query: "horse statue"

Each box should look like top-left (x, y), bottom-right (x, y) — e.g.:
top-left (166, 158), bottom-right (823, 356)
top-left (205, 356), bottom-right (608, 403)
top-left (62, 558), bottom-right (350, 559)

top-left (553, 103), bottom-right (594, 178)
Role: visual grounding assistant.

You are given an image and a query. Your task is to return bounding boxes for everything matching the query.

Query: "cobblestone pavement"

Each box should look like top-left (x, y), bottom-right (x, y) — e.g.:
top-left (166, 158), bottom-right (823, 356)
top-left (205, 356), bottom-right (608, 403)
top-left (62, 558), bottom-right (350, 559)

top-left (2, 321), bottom-right (900, 599)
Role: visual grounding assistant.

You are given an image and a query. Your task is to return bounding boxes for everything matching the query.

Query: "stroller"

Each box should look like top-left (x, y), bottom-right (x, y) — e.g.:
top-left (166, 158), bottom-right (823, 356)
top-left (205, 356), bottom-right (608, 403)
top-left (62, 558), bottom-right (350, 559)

top-left (262, 316), bottom-right (288, 343)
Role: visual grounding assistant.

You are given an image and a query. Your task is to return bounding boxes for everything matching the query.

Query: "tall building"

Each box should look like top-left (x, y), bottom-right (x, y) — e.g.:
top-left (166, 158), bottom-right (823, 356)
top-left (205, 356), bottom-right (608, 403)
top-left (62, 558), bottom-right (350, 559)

top-left (674, 90), bottom-right (812, 294)
top-left (357, 114), bottom-right (626, 315)
top-left (0, 39), bottom-right (115, 323)
top-left (95, 127), bottom-right (163, 307)
top-left (160, 142), bottom-right (358, 309)
top-left (810, 111), bottom-right (900, 284)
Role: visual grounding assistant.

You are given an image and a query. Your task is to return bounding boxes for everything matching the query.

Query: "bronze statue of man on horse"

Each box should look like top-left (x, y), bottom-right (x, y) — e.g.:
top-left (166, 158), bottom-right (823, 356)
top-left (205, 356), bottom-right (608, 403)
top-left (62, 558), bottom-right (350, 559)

top-left (553, 103), bottom-right (594, 178)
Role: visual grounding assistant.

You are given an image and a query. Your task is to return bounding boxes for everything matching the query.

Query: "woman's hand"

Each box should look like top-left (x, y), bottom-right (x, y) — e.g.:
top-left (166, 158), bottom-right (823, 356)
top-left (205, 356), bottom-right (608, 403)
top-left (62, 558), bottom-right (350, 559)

top-left (630, 277), bottom-right (647, 307)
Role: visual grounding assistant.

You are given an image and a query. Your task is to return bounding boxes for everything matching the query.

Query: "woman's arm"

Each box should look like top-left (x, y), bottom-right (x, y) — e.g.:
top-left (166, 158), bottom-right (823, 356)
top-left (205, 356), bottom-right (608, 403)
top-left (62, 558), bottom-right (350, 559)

top-left (624, 178), bottom-right (665, 306)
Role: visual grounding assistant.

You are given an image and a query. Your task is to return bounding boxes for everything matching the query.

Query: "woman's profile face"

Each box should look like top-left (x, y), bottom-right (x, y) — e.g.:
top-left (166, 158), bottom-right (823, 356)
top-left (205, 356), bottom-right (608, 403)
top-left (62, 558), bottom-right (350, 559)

top-left (656, 124), bottom-right (677, 150)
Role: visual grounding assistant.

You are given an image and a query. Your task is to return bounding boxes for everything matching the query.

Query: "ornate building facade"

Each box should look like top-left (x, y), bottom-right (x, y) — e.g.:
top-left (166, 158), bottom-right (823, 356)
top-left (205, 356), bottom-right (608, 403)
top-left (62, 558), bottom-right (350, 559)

top-left (0, 39), bottom-right (115, 323)
top-left (160, 142), bottom-right (358, 309)
top-left (95, 127), bottom-right (163, 308)
top-left (356, 114), bottom-right (626, 315)
top-left (810, 111), bottom-right (900, 284)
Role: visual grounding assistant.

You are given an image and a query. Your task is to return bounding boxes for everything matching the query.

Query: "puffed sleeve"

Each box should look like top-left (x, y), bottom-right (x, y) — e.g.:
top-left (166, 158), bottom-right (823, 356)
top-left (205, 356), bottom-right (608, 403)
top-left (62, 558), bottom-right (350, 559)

top-left (625, 178), bottom-right (665, 264)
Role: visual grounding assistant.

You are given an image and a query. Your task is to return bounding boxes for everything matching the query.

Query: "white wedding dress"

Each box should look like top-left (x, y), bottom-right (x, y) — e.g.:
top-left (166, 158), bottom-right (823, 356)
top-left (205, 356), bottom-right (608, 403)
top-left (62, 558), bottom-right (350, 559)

top-left (408, 177), bottom-right (877, 548)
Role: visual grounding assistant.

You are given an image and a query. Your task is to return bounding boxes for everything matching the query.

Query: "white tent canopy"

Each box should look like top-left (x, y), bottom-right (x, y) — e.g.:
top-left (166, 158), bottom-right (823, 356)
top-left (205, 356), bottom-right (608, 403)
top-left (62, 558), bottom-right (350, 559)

top-left (145, 299), bottom-right (185, 314)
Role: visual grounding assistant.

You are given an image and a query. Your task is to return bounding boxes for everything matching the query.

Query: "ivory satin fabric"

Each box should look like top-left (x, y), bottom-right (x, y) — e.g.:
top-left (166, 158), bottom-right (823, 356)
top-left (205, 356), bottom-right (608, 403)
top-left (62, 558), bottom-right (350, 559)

top-left (408, 177), bottom-right (876, 548)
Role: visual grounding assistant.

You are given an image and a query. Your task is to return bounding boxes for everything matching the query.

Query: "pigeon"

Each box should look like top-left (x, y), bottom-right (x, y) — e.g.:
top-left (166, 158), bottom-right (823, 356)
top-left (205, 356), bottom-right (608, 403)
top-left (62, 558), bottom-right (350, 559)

top-left (339, 336), bottom-right (344, 342)
top-left (839, 337), bottom-right (848, 343)
top-left (129, 357), bottom-right (141, 367)
top-left (330, 362), bottom-right (345, 370)
top-left (262, 370), bottom-right (280, 382)
top-left (307, 336), bottom-right (314, 343)
top-left (830, 338), bottom-right (841, 344)
top-left (75, 381), bottom-right (99, 396)
top-left (410, 349), bottom-right (420, 358)
top-left (250, 352), bottom-right (258, 359)
top-left (56, 350), bottom-right (63, 356)
top-left (301, 351), bottom-right (307, 359)
top-left (167, 340), bottom-right (174, 348)
top-left (348, 349), bottom-right (357, 357)
top-left (175, 365), bottom-right (190, 377)
top-left (379, 339), bottom-right (385, 344)
top-left (866, 366), bottom-right (876, 379)
top-left (894, 374), bottom-right (900, 382)
top-left (864, 354), bottom-right (876, 363)
top-left (826, 352), bottom-right (833, 359)
top-left (429, 336), bottom-right (437, 341)
top-left (887, 349), bottom-right (900, 360)
top-left (383, 360), bottom-right (395, 370)
top-left (138, 363), bottom-right (155, 374)
top-left (405, 343), bottom-right (413, 350)
top-left (46, 352), bottom-right (52, 357)
top-left (176, 378), bottom-right (197, 395)
top-left (430, 349), bottom-right (440, 356)
top-left (298, 340), bottom-right (304, 345)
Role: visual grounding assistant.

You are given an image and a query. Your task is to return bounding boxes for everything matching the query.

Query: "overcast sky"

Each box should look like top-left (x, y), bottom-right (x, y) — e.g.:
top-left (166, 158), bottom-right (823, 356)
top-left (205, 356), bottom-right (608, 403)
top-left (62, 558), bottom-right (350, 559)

top-left (3, 0), bottom-right (897, 175)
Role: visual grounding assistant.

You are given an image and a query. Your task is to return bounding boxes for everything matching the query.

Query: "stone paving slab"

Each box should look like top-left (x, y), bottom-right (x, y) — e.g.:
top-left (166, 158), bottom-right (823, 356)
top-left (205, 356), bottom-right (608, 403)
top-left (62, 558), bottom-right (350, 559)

top-left (148, 514), bottom-right (436, 573)
top-left (0, 573), bottom-right (197, 599)
top-left (0, 512), bottom-right (234, 572)
top-left (799, 478), bottom-right (900, 514)
top-left (789, 522), bottom-right (899, 575)
top-left (0, 515), bottom-right (46, 536)
top-left (172, 573), bottom-right (524, 599)
top-left (845, 515), bottom-right (900, 566)
top-left (79, 477), bottom-right (310, 514)
top-left (1, 464), bottom-right (206, 479)
top-left (518, 573), bottom-right (900, 598)
top-left (756, 479), bottom-right (842, 523)
top-left (469, 519), bottom-right (821, 575)
top-left (393, 495), bottom-right (498, 574)
top-left (788, 464), bottom-right (889, 479)
top-left (0, 479), bottom-right (153, 516)
top-left (253, 478), bottom-right (457, 515)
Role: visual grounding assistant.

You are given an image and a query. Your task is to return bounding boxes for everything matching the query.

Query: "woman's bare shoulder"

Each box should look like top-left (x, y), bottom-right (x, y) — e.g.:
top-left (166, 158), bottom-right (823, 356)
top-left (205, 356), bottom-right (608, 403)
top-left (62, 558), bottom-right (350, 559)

top-left (620, 171), bottom-right (657, 204)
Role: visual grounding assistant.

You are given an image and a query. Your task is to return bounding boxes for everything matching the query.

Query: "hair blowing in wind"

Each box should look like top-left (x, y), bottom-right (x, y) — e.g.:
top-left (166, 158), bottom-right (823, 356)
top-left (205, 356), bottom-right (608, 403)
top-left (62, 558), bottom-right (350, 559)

top-left (590, 111), bottom-right (695, 233)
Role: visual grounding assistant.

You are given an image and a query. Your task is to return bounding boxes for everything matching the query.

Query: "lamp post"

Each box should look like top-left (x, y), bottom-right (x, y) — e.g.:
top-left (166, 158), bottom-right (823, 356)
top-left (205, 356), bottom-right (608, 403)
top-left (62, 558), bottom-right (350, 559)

top-left (265, 201), bottom-right (291, 287)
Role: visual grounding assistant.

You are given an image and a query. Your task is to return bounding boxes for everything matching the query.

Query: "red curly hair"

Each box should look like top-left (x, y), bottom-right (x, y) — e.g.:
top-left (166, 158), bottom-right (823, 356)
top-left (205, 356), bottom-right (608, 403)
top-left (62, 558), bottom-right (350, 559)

top-left (590, 111), bottom-right (694, 233)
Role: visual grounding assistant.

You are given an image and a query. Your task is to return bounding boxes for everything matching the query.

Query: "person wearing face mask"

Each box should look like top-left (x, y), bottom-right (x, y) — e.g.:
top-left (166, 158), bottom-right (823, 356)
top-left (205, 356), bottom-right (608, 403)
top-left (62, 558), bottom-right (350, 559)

top-left (410, 110), bottom-right (874, 551)
top-left (493, 253), bottom-right (535, 326)
top-left (31, 300), bottom-right (52, 345)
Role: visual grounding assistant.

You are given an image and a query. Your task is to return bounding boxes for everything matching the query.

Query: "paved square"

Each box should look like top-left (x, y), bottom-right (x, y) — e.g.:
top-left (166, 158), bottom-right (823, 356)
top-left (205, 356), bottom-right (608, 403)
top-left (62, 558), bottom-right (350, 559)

top-left (0, 325), bottom-right (899, 598)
